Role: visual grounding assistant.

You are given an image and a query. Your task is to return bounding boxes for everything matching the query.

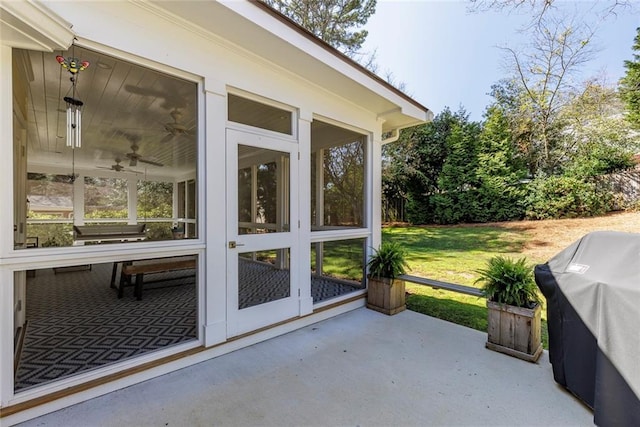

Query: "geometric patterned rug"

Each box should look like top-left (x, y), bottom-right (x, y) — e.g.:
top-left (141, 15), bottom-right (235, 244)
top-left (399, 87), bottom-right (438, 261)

top-left (239, 258), bottom-right (363, 309)
top-left (239, 258), bottom-right (290, 309)
top-left (14, 260), bottom-right (362, 392)
top-left (15, 263), bottom-right (196, 391)
top-left (311, 275), bottom-right (363, 303)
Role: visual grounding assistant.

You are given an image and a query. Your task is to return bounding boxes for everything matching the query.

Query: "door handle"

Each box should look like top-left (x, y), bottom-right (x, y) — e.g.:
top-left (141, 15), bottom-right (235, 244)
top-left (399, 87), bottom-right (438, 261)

top-left (228, 241), bottom-right (245, 249)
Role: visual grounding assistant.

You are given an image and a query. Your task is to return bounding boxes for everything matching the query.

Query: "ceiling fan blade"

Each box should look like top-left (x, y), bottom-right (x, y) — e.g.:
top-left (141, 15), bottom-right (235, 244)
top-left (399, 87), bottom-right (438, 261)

top-left (124, 152), bottom-right (137, 166)
top-left (139, 157), bottom-right (164, 167)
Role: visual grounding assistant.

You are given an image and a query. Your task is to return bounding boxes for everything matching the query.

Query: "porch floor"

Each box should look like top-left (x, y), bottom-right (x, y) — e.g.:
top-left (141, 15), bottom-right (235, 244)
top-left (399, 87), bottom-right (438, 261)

top-left (17, 308), bottom-right (593, 426)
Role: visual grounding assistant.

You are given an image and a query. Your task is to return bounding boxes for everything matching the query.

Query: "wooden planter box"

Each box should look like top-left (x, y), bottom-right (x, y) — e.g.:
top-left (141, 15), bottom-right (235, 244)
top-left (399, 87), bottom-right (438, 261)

top-left (486, 300), bottom-right (542, 362)
top-left (367, 276), bottom-right (406, 315)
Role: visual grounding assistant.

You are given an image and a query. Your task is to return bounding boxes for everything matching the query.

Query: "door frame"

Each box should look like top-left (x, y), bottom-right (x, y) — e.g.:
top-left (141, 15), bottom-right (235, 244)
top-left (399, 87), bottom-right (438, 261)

top-left (225, 128), bottom-right (300, 337)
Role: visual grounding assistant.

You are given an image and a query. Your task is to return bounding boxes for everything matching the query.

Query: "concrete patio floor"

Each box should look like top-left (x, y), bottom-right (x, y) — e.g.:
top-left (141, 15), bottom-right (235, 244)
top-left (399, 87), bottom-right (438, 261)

top-left (17, 308), bottom-right (593, 426)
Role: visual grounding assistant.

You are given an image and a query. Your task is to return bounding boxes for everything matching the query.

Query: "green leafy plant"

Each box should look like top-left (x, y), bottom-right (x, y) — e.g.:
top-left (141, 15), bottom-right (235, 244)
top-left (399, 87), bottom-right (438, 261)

top-left (524, 175), bottom-right (612, 220)
top-left (367, 242), bottom-right (409, 281)
top-left (475, 256), bottom-right (541, 308)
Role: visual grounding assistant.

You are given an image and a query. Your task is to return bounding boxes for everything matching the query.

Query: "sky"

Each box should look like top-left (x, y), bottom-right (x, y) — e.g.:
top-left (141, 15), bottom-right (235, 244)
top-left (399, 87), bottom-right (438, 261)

top-left (362, 0), bottom-right (640, 122)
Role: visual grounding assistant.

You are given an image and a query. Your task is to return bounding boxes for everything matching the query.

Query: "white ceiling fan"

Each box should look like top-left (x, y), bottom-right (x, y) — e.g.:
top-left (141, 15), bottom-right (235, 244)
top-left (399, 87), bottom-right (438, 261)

top-left (109, 129), bottom-right (164, 167)
top-left (125, 143), bottom-right (164, 167)
top-left (97, 158), bottom-right (142, 174)
top-left (161, 108), bottom-right (195, 143)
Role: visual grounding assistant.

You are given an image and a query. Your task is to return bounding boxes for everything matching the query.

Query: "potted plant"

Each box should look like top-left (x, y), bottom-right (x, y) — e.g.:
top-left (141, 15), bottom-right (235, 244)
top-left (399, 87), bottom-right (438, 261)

top-left (475, 256), bottom-right (543, 362)
top-left (171, 224), bottom-right (185, 239)
top-left (366, 242), bottom-right (410, 315)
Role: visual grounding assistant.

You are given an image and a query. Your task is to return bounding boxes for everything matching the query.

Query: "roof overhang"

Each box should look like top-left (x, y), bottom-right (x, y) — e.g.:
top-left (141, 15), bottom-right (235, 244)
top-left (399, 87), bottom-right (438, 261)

top-left (1, 0), bottom-right (431, 134)
top-left (0, 0), bottom-right (74, 51)
top-left (143, 0), bottom-right (432, 134)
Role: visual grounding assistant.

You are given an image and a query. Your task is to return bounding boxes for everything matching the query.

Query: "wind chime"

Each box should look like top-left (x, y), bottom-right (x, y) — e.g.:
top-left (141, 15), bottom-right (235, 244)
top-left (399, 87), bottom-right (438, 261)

top-left (56, 50), bottom-right (90, 149)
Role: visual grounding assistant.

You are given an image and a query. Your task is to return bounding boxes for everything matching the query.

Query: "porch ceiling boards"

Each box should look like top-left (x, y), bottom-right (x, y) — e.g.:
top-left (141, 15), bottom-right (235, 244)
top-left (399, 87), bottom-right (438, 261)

top-left (15, 47), bottom-right (197, 179)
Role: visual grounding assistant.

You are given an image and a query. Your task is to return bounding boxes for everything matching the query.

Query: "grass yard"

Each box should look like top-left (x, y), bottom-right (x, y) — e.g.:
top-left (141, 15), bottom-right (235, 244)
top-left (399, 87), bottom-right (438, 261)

top-left (383, 211), bottom-right (640, 348)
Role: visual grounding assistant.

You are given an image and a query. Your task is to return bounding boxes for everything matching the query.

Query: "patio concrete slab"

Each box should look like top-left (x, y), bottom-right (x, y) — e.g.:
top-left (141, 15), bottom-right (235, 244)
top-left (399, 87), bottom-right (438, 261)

top-left (16, 308), bottom-right (593, 426)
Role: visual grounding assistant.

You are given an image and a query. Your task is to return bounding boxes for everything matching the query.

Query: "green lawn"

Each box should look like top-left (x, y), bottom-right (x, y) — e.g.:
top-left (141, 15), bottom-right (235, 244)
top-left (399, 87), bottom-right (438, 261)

top-left (383, 224), bottom-right (530, 286)
top-left (382, 224), bottom-right (549, 348)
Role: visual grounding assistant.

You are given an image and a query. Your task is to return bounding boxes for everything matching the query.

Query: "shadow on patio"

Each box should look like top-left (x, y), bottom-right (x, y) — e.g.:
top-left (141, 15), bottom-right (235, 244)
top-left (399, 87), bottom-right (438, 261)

top-left (17, 308), bottom-right (593, 426)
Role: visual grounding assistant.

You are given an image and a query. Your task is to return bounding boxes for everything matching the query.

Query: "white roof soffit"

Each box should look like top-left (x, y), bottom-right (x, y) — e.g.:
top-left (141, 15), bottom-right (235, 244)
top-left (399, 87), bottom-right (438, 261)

top-left (0, 0), bottom-right (74, 51)
top-left (144, 0), bottom-right (432, 133)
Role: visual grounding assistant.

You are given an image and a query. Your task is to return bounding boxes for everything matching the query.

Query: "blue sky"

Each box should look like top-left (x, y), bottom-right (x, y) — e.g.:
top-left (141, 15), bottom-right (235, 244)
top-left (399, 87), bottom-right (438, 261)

top-left (363, 1), bottom-right (640, 121)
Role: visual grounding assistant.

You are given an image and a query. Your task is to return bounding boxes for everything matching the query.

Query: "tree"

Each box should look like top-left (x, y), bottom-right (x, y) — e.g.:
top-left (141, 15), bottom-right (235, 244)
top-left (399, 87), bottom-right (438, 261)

top-left (620, 27), bottom-right (640, 128)
top-left (488, 79), bottom-right (537, 176)
top-left (513, 78), bottom-right (636, 219)
top-left (472, 0), bottom-right (639, 175)
top-left (385, 105), bottom-right (529, 225)
top-left (503, 16), bottom-right (594, 173)
top-left (561, 79), bottom-right (638, 177)
top-left (388, 108), bottom-right (464, 223)
top-left (489, 75), bottom-right (637, 219)
top-left (474, 105), bottom-right (529, 221)
top-left (263, 0), bottom-right (376, 57)
top-left (468, 1), bottom-right (634, 23)
top-left (431, 119), bottom-right (482, 224)
top-left (84, 177), bottom-right (128, 217)
top-left (264, 0), bottom-right (409, 91)
top-left (137, 181), bottom-right (173, 218)
top-left (383, 108), bottom-right (478, 224)
top-left (322, 140), bottom-right (365, 226)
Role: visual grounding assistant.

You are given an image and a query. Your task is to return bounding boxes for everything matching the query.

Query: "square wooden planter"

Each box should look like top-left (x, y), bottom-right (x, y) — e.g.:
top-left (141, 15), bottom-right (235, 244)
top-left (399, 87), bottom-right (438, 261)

top-left (486, 300), bottom-right (542, 362)
top-left (366, 276), bottom-right (406, 315)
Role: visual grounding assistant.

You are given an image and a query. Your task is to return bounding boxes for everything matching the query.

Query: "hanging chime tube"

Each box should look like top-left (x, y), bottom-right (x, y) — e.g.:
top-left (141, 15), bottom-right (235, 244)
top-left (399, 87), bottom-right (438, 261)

top-left (66, 105), bottom-right (73, 147)
top-left (75, 107), bottom-right (81, 148)
top-left (64, 96), bottom-right (83, 149)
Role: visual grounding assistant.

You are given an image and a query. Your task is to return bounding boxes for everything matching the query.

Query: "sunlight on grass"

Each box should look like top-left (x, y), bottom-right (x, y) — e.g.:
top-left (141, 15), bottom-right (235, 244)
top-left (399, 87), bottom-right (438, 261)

top-left (387, 225), bottom-right (549, 348)
top-left (312, 239), bottom-right (365, 281)
top-left (405, 284), bottom-right (487, 331)
top-left (383, 225), bottom-right (528, 286)
top-left (405, 284), bottom-right (549, 348)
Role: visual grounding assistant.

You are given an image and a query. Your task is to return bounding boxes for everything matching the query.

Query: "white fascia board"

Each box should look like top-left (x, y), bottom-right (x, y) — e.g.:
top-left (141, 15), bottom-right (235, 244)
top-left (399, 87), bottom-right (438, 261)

top-left (0, 0), bottom-right (74, 51)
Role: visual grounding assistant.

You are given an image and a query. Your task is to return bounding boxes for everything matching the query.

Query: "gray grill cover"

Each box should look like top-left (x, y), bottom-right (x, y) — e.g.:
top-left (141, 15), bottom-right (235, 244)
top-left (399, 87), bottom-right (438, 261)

top-left (534, 231), bottom-right (640, 426)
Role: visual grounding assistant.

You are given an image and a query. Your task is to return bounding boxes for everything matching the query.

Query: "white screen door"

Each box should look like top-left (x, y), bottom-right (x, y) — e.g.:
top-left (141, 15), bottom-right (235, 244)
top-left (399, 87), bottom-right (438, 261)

top-left (226, 129), bottom-right (299, 337)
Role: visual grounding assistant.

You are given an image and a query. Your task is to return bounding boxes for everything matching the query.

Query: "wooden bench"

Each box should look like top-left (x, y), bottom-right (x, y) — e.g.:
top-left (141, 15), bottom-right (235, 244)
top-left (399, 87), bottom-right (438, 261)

top-left (74, 224), bottom-right (147, 243)
top-left (117, 257), bottom-right (196, 300)
top-left (399, 274), bottom-right (483, 297)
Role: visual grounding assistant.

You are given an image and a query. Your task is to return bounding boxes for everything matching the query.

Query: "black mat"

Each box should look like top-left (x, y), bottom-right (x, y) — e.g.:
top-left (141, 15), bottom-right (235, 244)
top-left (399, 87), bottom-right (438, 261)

top-left (15, 260), bottom-right (362, 391)
top-left (15, 263), bottom-right (196, 391)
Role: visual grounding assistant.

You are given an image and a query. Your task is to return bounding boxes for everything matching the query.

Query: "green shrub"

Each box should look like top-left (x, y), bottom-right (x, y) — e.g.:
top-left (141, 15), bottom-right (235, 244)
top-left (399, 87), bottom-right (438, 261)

top-left (406, 195), bottom-right (437, 225)
top-left (564, 146), bottom-right (636, 178)
top-left (474, 176), bottom-right (527, 222)
top-left (475, 256), bottom-right (541, 308)
top-left (144, 222), bottom-right (173, 240)
top-left (27, 223), bottom-right (73, 248)
top-left (524, 175), bottom-right (613, 219)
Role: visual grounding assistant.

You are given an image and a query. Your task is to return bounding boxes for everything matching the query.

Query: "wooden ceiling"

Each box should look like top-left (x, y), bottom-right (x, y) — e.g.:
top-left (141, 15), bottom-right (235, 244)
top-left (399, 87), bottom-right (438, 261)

top-left (14, 46), bottom-right (198, 179)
